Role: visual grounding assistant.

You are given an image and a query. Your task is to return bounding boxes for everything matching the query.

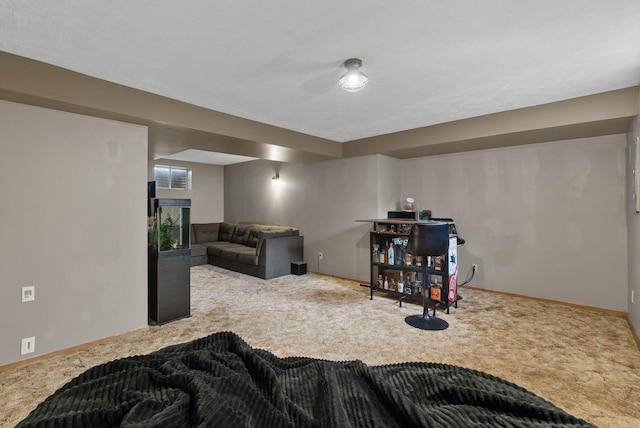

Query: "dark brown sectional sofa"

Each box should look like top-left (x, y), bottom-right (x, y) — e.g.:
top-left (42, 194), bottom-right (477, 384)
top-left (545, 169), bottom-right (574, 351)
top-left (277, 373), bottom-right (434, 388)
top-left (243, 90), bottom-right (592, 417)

top-left (190, 222), bottom-right (303, 279)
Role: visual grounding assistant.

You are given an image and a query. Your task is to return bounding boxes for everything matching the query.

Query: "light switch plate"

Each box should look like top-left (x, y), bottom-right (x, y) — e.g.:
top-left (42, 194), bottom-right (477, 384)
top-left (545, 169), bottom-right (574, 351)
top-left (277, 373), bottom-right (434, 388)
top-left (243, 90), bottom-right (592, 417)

top-left (21, 337), bottom-right (35, 355)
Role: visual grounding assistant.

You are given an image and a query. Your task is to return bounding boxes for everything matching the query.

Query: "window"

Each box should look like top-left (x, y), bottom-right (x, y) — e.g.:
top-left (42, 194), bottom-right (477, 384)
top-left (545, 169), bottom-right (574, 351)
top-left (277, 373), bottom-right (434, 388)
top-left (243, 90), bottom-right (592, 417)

top-left (154, 165), bottom-right (192, 190)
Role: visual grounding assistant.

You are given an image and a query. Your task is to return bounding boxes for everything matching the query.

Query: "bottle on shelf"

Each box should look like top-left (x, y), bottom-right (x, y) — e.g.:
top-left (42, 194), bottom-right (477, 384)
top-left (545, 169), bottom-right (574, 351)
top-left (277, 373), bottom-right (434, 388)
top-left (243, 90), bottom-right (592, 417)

top-left (376, 274), bottom-right (383, 289)
top-left (430, 277), bottom-right (442, 301)
top-left (397, 275), bottom-right (404, 293)
top-left (379, 246), bottom-right (386, 263)
top-left (384, 241), bottom-right (390, 264)
top-left (383, 276), bottom-right (389, 290)
top-left (395, 242), bottom-right (403, 266)
top-left (388, 241), bottom-right (395, 266)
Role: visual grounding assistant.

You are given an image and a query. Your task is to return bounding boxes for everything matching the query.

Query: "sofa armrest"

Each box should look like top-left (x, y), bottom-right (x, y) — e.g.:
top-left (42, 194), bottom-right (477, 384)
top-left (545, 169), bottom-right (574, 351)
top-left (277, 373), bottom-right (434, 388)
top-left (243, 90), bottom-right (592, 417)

top-left (257, 235), bottom-right (304, 279)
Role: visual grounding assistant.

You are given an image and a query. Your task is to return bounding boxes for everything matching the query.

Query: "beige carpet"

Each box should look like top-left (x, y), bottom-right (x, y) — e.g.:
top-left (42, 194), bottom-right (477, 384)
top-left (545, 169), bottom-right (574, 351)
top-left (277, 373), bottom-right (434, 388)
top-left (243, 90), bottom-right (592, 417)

top-left (2, 265), bottom-right (639, 427)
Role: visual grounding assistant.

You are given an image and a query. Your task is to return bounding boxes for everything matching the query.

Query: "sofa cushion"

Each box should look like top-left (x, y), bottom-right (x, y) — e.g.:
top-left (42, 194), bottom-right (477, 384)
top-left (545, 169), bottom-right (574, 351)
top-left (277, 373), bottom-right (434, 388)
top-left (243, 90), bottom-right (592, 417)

top-left (205, 242), bottom-right (244, 259)
top-left (231, 224), bottom-right (252, 246)
top-left (190, 244), bottom-right (207, 257)
top-left (192, 223), bottom-right (220, 244)
top-left (234, 247), bottom-right (259, 265)
top-left (218, 223), bottom-right (236, 242)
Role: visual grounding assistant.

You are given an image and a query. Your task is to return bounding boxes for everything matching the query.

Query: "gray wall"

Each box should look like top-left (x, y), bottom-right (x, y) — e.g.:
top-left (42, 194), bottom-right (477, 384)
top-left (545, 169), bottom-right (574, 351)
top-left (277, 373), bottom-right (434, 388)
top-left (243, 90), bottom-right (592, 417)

top-left (148, 160), bottom-right (224, 223)
top-left (225, 136), bottom-right (628, 312)
top-left (626, 95), bottom-right (640, 333)
top-left (0, 100), bottom-right (148, 366)
top-left (402, 135), bottom-right (627, 311)
top-left (224, 156), bottom-right (399, 280)
top-left (302, 156), bottom-right (378, 279)
top-left (224, 160), bottom-right (305, 227)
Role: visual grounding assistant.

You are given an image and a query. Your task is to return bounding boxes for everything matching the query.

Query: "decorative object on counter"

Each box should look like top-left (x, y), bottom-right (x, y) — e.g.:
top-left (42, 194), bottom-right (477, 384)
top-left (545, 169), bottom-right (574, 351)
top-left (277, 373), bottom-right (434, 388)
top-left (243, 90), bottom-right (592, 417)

top-left (404, 197), bottom-right (415, 211)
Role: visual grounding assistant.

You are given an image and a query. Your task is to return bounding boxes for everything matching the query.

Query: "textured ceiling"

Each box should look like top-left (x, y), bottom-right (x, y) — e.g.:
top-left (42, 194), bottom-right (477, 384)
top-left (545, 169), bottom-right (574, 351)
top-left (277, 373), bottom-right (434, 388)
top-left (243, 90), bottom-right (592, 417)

top-left (0, 0), bottom-right (639, 144)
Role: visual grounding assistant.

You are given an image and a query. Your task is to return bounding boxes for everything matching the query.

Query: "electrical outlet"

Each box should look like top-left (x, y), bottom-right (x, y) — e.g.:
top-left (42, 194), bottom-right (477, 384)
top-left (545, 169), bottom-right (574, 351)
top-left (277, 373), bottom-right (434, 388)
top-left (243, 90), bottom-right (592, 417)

top-left (472, 263), bottom-right (478, 273)
top-left (21, 286), bottom-right (35, 302)
top-left (318, 252), bottom-right (324, 260)
top-left (21, 337), bottom-right (35, 355)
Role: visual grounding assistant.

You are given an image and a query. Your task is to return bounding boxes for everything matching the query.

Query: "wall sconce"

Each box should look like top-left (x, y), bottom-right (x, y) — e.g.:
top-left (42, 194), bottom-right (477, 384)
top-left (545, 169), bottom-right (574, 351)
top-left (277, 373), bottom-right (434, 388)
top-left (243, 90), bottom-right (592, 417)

top-left (271, 172), bottom-right (281, 191)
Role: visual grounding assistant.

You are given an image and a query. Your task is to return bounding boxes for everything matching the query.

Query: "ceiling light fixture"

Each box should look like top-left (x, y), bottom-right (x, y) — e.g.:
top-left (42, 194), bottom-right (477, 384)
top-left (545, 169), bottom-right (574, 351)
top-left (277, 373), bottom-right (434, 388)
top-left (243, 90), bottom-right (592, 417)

top-left (339, 58), bottom-right (368, 92)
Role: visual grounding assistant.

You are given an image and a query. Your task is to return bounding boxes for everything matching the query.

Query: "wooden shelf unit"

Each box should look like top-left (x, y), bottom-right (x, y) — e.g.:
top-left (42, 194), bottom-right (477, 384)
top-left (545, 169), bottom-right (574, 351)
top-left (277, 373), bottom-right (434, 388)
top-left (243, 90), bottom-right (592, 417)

top-left (357, 218), bottom-right (459, 313)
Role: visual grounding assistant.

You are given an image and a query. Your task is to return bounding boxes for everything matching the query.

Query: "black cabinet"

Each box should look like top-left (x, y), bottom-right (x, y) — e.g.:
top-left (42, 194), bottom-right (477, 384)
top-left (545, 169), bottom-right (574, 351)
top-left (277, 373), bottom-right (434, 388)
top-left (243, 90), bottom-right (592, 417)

top-left (148, 249), bottom-right (191, 325)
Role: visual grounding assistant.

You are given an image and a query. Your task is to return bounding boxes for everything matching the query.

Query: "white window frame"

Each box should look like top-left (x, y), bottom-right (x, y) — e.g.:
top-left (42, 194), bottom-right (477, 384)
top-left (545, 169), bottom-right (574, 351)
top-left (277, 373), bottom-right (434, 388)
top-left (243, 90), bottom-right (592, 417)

top-left (154, 165), bottom-right (192, 190)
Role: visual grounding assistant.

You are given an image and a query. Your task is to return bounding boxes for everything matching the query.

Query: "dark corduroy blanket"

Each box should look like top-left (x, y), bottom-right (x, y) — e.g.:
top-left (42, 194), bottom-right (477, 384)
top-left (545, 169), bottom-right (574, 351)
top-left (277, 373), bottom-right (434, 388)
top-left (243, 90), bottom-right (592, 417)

top-left (18, 331), bottom-right (594, 427)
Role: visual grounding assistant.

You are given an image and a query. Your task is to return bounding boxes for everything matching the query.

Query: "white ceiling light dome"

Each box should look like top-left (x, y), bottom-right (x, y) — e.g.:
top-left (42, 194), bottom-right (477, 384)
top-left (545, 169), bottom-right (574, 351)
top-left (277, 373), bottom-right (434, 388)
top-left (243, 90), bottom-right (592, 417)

top-left (339, 58), bottom-right (368, 92)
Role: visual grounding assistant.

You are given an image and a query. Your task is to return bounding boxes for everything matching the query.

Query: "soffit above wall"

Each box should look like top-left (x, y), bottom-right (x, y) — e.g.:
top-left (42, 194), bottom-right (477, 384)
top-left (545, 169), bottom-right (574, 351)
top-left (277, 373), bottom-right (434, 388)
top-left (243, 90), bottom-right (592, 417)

top-left (0, 52), bottom-right (341, 164)
top-left (0, 51), bottom-right (637, 164)
top-left (343, 87), bottom-right (639, 158)
top-left (1, 1), bottom-right (640, 144)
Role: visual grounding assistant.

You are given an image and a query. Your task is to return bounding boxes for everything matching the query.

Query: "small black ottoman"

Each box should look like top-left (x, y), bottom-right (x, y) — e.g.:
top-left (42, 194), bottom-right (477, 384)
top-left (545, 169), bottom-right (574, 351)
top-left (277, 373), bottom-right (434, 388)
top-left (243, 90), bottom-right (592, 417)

top-left (291, 261), bottom-right (307, 275)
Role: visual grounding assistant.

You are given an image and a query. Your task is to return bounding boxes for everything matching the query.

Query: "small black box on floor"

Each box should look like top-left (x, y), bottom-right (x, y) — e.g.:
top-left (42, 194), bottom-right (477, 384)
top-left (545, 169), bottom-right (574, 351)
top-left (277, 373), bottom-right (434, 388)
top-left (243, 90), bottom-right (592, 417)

top-left (291, 261), bottom-right (307, 275)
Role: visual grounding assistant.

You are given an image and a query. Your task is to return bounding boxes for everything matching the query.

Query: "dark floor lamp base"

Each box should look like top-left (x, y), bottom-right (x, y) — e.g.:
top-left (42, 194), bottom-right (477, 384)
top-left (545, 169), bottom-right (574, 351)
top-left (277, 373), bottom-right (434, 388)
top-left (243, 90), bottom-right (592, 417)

top-left (405, 314), bottom-right (449, 331)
